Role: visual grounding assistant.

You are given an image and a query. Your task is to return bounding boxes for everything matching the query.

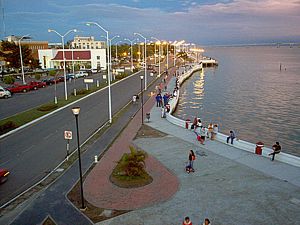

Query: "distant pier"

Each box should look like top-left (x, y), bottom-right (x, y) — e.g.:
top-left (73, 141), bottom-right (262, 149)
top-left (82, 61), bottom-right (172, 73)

top-left (200, 57), bottom-right (218, 67)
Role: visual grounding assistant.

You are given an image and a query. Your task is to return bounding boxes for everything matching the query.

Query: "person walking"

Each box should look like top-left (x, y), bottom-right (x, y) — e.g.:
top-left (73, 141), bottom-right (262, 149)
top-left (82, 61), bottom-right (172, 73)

top-left (186, 150), bottom-right (196, 173)
top-left (163, 93), bottom-right (169, 106)
top-left (268, 141), bottom-right (281, 161)
top-left (182, 216), bottom-right (192, 225)
top-left (202, 218), bottom-right (211, 225)
top-left (156, 94), bottom-right (162, 107)
top-left (199, 126), bottom-right (207, 145)
top-left (226, 130), bottom-right (236, 144)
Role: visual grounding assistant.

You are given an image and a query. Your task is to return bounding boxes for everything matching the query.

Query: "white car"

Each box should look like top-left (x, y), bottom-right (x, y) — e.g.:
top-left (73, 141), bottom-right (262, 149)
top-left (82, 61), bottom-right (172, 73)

top-left (0, 86), bottom-right (12, 99)
top-left (75, 71), bottom-right (88, 78)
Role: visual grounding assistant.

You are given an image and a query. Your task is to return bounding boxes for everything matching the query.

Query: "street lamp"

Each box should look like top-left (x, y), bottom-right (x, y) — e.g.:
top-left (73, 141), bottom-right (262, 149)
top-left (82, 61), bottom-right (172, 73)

top-left (124, 38), bottom-right (135, 72)
top-left (71, 106), bottom-right (85, 210)
top-left (86, 21), bottom-right (112, 123)
top-left (48, 28), bottom-right (77, 101)
top-left (140, 75), bottom-right (144, 125)
top-left (18, 34), bottom-right (31, 84)
top-left (115, 40), bottom-right (122, 62)
top-left (134, 32), bottom-right (147, 90)
top-left (151, 37), bottom-right (161, 76)
top-left (102, 35), bottom-right (120, 78)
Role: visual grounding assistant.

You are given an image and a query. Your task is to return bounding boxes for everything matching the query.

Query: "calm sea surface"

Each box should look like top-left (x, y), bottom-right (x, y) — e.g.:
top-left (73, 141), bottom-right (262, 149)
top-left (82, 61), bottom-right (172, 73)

top-left (174, 46), bottom-right (300, 156)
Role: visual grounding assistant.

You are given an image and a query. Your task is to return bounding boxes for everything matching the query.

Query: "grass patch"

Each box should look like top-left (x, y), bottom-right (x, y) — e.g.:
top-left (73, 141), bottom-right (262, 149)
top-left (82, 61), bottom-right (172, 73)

top-left (110, 146), bottom-right (153, 188)
top-left (42, 216), bottom-right (56, 225)
top-left (0, 121), bottom-right (18, 135)
top-left (37, 103), bottom-right (58, 112)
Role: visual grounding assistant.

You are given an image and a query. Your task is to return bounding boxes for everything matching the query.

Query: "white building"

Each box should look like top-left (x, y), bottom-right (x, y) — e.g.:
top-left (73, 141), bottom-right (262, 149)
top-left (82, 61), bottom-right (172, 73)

top-left (38, 49), bottom-right (107, 71)
top-left (71, 36), bottom-right (106, 49)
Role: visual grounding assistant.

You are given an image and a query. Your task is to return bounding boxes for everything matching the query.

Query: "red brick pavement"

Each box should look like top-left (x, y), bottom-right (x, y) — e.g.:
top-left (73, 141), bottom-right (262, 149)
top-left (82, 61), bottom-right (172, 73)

top-left (83, 68), bottom-right (179, 210)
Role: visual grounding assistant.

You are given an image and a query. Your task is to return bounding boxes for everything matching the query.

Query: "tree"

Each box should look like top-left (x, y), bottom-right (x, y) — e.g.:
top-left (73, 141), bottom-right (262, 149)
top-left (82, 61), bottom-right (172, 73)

top-left (0, 41), bottom-right (33, 69)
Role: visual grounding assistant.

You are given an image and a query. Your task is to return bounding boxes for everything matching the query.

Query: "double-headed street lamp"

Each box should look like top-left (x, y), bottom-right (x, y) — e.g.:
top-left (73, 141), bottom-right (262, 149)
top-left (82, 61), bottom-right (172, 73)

top-left (71, 107), bottom-right (85, 210)
top-left (140, 75), bottom-right (144, 125)
top-left (101, 34), bottom-right (120, 80)
top-left (151, 37), bottom-right (161, 76)
top-left (124, 38), bottom-right (135, 72)
top-left (48, 28), bottom-right (77, 101)
top-left (134, 32), bottom-right (147, 90)
top-left (18, 34), bottom-right (31, 84)
top-left (86, 21), bottom-right (112, 123)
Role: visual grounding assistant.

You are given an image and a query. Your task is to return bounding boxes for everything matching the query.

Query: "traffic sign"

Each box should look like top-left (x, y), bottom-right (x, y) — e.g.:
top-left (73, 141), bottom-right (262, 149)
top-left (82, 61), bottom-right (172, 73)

top-left (84, 78), bottom-right (94, 83)
top-left (64, 131), bottom-right (72, 140)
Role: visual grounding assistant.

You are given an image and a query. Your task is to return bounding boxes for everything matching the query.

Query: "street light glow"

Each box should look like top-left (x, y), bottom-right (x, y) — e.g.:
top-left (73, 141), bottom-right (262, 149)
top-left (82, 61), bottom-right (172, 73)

top-left (72, 107), bottom-right (81, 115)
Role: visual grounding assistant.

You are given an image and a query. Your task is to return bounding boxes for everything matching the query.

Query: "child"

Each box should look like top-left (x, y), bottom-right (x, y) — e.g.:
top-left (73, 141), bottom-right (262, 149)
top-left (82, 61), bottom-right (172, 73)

top-left (186, 150), bottom-right (196, 173)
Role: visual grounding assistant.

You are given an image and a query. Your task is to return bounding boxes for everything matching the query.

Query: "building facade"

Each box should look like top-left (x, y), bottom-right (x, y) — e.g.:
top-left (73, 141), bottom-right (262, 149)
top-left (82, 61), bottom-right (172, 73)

top-left (6, 35), bottom-right (48, 59)
top-left (71, 36), bottom-right (106, 49)
top-left (38, 49), bottom-right (107, 71)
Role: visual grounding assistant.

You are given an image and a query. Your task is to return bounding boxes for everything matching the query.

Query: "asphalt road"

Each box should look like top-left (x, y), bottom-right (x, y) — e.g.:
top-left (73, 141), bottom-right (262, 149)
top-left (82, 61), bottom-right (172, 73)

top-left (0, 70), bottom-right (157, 206)
top-left (0, 72), bottom-right (106, 120)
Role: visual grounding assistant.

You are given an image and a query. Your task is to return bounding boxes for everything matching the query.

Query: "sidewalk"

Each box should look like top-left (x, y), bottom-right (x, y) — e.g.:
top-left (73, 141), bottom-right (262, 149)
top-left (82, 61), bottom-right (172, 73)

top-left (95, 77), bottom-right (300, 225)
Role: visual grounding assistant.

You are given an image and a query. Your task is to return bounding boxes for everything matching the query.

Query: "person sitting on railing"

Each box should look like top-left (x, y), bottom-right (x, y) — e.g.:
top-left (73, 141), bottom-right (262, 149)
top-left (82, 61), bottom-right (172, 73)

top-left (268, 142), bottom-right (281, 161)
top-left (226, 130), bottom-right (236, 144)
top-left (211, 124), bottom-right (219, 140)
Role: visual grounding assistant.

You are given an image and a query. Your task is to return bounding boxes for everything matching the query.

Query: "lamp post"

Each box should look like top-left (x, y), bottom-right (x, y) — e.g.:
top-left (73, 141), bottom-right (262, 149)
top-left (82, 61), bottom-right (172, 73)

top-left (134, 33), bottom-right (147, 90)
top-left (151, 37), bottom-right (161, 76)
top-left (18, 34), bottom-right (30, 84)
top-left (86, 21), bottom-right (112, 123)
top-left (124, 38), bottom-right (135, 72)
top-left (102, 35), bottom-right (120, 80)
top-left (48, 29), bottom-right (77, 101)
top-left (140, 75), bottom-right (144, 125)
top-left (71, 106), bottom-right (85, 210)
top-left (115, 40), bottom-right (122, 62)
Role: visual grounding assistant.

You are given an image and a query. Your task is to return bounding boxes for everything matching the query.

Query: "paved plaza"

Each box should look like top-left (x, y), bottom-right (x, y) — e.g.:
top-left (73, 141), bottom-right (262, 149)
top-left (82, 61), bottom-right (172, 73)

top-left (96, 103), bottom-right (300, 225)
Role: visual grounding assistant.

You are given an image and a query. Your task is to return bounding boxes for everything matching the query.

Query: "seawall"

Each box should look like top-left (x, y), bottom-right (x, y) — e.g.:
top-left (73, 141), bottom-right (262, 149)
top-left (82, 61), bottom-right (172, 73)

top-left (165, 63), bottom-right (300, 168)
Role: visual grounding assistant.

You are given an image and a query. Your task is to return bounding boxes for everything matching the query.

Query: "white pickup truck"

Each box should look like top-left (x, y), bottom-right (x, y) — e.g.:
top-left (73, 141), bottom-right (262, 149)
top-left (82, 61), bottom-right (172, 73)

top-left (0, 86), bottom-right (12, 99)
top-left (75, 71), bottom-right (89, 78)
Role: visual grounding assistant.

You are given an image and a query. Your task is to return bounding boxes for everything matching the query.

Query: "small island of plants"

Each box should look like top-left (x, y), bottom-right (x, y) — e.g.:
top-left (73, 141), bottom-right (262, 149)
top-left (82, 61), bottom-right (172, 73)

top-left (110, 146), bottom-right (153, 188)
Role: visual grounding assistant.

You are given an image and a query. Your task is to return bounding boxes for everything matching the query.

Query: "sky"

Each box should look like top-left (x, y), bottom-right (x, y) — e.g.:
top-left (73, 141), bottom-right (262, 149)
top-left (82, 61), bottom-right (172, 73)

top-left (1, 0), bottom-right (300, 45)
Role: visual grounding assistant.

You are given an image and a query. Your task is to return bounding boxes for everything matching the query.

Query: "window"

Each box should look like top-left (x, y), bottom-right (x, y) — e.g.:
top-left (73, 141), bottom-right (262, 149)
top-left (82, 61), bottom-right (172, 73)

top-left (97, 56), bottom-right (100, 60)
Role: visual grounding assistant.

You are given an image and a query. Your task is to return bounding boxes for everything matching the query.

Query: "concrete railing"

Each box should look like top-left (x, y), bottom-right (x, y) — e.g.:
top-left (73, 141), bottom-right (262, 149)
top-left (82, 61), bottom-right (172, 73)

top-left (165, 65), bottom-right (300, 168)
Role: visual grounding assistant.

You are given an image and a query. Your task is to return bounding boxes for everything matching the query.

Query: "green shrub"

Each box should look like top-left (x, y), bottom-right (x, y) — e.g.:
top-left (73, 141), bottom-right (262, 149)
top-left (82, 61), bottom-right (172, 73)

top-left (37, 103), bottom-right (58, 112)
top-left (74, 89), bottom-right (89, 95)
top-left (48, 70), bottom-right (57, 76)
top-left (0, 121), bottom-right (18, 135)
top-left (114, 146), bottom-right (147, 177)
top-left (35, 73), bottom-right (41, 80)
top-left (3, 75), bottom-right (15, 84)
top-left (115, 73), bottom-right (127, 80)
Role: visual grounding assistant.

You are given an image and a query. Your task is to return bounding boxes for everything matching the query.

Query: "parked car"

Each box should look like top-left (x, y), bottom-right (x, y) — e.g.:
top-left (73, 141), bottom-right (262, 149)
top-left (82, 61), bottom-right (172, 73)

top-left (6, 83), bottom-right (32, 93)
top-left (29, 81), bottom-right (47, 88)
top-left (91, 69), bottom-right (98, 74)
top-left (42, 78), bottom-right (56, 86)
top-left (0, 168), bottom-right (10, 184)
top-left (75, 71), bottom-right (88, 78)
top-left (66, 74), bottom-right (75, 80)
top-left (0, 86), bottom-right (12, 99)
top-left (57, 76), bottom-right (65, 82)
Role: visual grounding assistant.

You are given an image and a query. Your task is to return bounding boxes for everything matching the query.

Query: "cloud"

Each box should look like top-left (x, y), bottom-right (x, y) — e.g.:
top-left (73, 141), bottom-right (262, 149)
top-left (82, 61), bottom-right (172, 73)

top-left (4, 0), bottom-right (300, 44)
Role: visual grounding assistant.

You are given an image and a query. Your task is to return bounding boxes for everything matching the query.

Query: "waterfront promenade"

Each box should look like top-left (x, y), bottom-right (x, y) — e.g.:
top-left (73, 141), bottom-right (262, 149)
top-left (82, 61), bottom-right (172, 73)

top-left (86, 73), bottom-right (300, 224)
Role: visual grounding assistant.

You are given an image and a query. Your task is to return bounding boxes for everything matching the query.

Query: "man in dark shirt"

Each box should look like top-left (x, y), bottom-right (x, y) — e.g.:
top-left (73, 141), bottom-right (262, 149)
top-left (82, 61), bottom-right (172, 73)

top-left (269, 142), bottom-right (281, 161)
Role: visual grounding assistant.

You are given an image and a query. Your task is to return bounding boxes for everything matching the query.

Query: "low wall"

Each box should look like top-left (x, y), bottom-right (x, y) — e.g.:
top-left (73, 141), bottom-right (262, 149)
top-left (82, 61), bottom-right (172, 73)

top-left (165, 65), bottom-right (300, 168)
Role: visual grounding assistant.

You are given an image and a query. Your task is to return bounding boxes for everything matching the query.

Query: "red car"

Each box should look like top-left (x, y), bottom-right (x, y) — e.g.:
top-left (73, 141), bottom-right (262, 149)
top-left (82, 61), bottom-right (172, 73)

top-left (0, 168), bottom-right (9, 184)
top-left (29, 81), bottom-right (47, 89)
top-left (6, 83), bottom-right (33, 93)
